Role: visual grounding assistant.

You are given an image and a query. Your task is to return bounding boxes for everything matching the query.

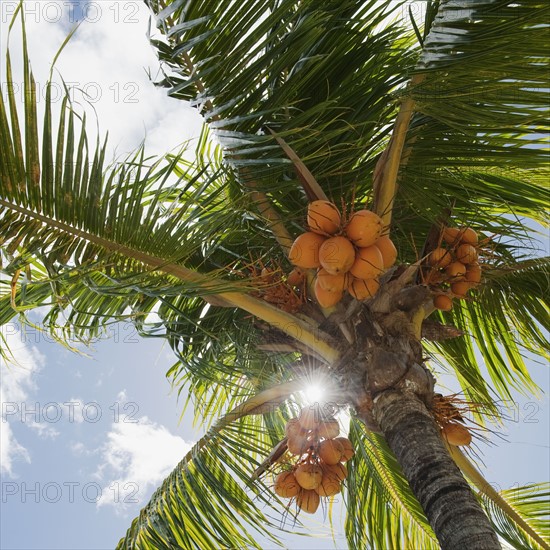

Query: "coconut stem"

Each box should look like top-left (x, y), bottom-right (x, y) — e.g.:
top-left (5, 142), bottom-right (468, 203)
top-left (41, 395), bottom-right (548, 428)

top-left (373, 74), bottom-right (424, 229)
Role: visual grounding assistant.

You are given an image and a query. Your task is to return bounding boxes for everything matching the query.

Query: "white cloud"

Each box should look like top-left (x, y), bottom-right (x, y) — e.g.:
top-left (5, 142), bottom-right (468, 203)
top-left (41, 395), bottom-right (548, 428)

top-left (0, 0), bottom-right (201, 481)
top-left (0, 421), bottom-right (31, 476)
top-left (61, 397), bottom-right (86, 423)
top-left (0, 324), bottom-right (46, 475)
top-left (95, 411), bottom-right (192, 510)
top-left (70, 441), bottom-right (86, 456)
top-left (0, 326), bottom-right (89, 471)
top-left (1, 0), bottom-right (203, 162)
top-left (27, 421), bottom-right (60, 440)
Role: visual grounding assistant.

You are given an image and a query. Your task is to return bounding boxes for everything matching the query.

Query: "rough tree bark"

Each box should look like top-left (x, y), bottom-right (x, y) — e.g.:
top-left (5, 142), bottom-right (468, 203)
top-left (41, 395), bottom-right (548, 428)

top-left (338, 281), bottom-right (502, 550)
top-left (372, 390), bottom-right (501, 550)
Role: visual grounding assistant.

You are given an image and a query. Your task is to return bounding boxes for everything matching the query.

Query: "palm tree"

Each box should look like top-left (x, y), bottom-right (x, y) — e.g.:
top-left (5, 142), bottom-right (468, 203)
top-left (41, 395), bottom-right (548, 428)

top-left (1, 0), bottom-right (548, 548)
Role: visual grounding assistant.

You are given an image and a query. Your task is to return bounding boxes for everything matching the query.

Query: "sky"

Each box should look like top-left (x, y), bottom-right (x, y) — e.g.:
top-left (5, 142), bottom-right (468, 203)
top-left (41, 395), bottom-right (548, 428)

top-left (0, 1), bottom-right (548, 549)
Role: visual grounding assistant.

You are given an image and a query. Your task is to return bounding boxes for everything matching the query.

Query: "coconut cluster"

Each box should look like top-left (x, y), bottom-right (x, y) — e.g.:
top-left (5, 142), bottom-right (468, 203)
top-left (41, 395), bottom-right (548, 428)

top-left (424, 226), bottom-right (483, 311)
top-left (288, 200), bottom-right (397, 307)
top-left (273, 406), bottom-right (354, 514)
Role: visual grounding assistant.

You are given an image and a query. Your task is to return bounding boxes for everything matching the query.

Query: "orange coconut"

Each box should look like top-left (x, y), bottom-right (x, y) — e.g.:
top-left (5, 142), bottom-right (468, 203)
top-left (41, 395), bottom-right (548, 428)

top-left (289, 232), bottom-right (326, 269)
top-left (333, 437), bottom-right (354, 462)
top-left (458, 227), bottom-right (479, 245)
top-left (465, 263), bottom-right (482, 284)
top-left (317, 269), bottom-right (348, 293)
top-left (307, 200), bottom-right (341, 235)
top-left (434, 294), bottom-right (453, 311)
top-left (349, 245), bottom-right (384, 280)
top-left (455, 243), bottom-right (478, 265)
top-left (314, 278), bottom-right (343, 308)
top-left (287, 433), bottom-right (310, 456)
top-left (323, 462), bottom-right (348, 481)
top-left (315, 472), bottom-right (341, 497)
top-left (317, 419), bottom-right (340, 439)
top-left (345, 210), bottom-right (383, 247)
top-left (318, 439), bottom-right (344, 465)
top-left (348, 277), bottom-right (380, 301)
top-left (428, 247), bottom-right (452, 268)
top-left (445, 261), bottom-right (467, 280)
top-left (374, 235), bottom-right (397, 268)
top-left (442, 227), bottom-right (461, 246)
top-left (274, 471), bottom-right (301, 498)
top-left (295, 464), bottom-right (323, 490)
top-left (451, 281), bottom-right (472, 298)
top-left (319, 236), bottom-right (356, 274)
top-left (285, 418), bottom-right (306, 439)
top-left (442, 422), bottom-right (472, 446)
top-left (296, 489), bottom-right (320, 514)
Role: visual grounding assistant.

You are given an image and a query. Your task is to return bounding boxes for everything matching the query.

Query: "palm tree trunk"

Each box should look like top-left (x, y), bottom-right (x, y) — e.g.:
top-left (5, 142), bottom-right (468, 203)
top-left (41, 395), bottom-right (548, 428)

top-left (372, 390), bottom-right (501, 550)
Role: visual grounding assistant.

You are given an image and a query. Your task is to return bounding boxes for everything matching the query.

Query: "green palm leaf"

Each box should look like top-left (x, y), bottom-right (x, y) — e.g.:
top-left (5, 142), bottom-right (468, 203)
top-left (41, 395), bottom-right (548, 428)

top-left (117, 381), bottom-right (311, 549)
top-left (346, 419), bottom-right (440, 549)
top-left (482, 482), bottom-right (550, 550)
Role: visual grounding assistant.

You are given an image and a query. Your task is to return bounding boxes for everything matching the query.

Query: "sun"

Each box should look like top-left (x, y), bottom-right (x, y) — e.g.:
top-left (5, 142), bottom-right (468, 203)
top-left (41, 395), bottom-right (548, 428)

top-left (303, 383), bottom-right (325, 405)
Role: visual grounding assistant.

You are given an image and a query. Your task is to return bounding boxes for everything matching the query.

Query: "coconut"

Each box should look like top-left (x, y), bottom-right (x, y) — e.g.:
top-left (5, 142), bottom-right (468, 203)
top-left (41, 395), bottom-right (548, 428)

top-left (319, 236), bottom-right (356, 274)
top-left (295, 464), bottom-right (323, 490)
top-left (451, 281), bottom-right (472, 298)
top-left (323, 462), bottom-right (348, 481)
top-left (296, 489), bottom-right (320, 514)
top-left (456, 243), bottom-right (478, 265)
top-left (428, 247), bottom-right (452, 268)
top-left (307, 200), bottom-right (341, 235)
top-left (348, 277), bottom-right (380, 301)
top-left (465, 263), bottom-right (482, 284)
top-left (333, 437), bottom-right (354, 462)
top-left (315, 472), bottom-right (341, 497)
top-left (433, 294), bottom-right (453, 311)
top-left (442, 422), bottom-right (472, 446)
top-left (317, 269), bottom-right (348, 293)
top-left (298, 405), bottom-right (321, 430)
top-left (287, 268), bottom-right (305, 287)
top-left (314, 278), bottom-right (343, 308)
top-left (289, 232), bottom-right (327, 269)
top-left (345, 210), bottom-right (383, 247)
top-left (317, 419), bottom-right (340, 439)
top-left (374, 235), bottom-right (397, 268)
top-left (349, 245), bottom-right (384, 280)
top-left (445, 261), bottom-right (467, 280)
top-left (442, 227), bottom-right (461, 246)
top-left (285, 418), bottom-right (306, 439)
top-left (274, 471), bottom-right (300, 498)
top-left (318, 439), bottom-right (344, 465)
top-left (458, 227), bottom-right (478, 245)
top-left (287, 433), bottom-right (310, 456)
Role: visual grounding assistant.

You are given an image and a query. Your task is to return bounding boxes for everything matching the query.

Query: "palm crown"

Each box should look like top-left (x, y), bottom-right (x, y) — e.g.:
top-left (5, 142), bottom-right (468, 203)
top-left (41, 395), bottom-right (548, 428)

top-left (0, 0), bottom-right (548, 548)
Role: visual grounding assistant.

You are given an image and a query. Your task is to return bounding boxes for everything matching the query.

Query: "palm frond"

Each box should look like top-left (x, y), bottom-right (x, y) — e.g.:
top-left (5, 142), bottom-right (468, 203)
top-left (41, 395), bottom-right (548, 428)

top-left (0, 31), bottom-right (338, 363)
top-left (345, 418), bottom-right (440, 549)
top-left (449, 446), bottom-right (550, 550)
top-left (428, 257), bottom-right (549, 413)
top-left (118, 381), bottom-right (310, 549)
top-left (483, 482), bottom-right (550, 550)
top-left (147, 0), bottom-right (417, 208)
top-left (396, 0), bottom-right (548, 253)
